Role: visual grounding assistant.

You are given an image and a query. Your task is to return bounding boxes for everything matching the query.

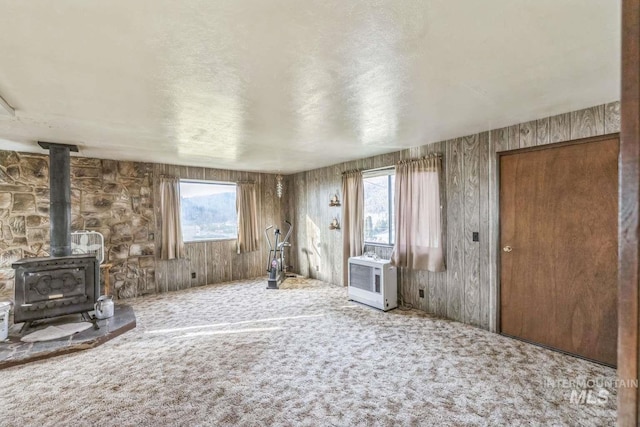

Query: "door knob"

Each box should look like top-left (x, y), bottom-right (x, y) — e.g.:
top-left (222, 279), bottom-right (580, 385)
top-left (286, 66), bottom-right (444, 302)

top-left (503, 246), bottom-right (513, 252)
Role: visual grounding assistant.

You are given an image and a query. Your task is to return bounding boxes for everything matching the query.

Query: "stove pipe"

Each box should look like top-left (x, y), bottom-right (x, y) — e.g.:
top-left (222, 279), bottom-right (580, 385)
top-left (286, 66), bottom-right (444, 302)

top-left (38, 142), bottom-right (79, 257)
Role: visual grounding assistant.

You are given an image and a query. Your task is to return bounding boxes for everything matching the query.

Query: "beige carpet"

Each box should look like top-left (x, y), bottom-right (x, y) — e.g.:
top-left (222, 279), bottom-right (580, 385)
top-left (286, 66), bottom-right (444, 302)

top-left (0, 278), bottom-right (616, 426)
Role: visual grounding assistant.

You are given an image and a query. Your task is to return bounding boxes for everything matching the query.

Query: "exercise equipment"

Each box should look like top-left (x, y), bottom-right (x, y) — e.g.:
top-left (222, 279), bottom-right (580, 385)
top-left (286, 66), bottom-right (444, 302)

top-left (265, 220), bottom-right (293, 289)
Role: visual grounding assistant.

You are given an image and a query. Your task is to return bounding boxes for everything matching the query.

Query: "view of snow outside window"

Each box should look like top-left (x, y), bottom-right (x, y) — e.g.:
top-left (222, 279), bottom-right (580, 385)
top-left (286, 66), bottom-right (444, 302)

top-left (363, 173), bottom-right (395, 245)
top-left (180, 181), bottom-right (237, 242)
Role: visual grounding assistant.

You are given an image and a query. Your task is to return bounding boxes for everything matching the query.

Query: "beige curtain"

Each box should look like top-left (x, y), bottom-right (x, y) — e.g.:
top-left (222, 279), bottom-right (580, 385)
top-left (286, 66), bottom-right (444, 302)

top-left (236, 182), bottom-right (259, 254)
top-left (391, 156), bottom-right (445, 272)
top-left (342, 170), bottom-right (364, 286)
top-left (159, 176), bottom-right (185, 260)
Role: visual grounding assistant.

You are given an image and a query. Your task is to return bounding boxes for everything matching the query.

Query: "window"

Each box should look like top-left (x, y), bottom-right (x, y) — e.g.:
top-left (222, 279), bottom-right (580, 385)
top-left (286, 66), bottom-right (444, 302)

top-left (179, 180), bottom-right (237, 242)
top-left (363, 169), bottom-right (395, 245)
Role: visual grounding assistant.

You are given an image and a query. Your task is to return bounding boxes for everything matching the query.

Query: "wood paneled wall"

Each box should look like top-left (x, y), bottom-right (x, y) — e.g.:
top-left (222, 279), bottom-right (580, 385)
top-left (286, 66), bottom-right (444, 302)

top-left (288, 102), bottom-right (620, 331)
top-left (153, 164), bottom-right (283, 293)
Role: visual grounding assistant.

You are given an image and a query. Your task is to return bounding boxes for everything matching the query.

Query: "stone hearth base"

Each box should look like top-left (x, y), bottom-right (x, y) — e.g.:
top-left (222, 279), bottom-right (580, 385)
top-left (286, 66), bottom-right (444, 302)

top-left (0, 304), bottom-right (136, 370)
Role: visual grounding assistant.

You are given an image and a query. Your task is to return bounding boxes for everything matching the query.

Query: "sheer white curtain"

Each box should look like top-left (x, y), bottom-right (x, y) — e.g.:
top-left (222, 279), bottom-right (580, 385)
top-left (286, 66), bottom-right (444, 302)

top-left (341, 170), bottom-right (364, 286)
top-left (159, 176), bottom-right (185, 260)
top-left (391, 156), bottom-right (445, 272)
top-left (236, 182), bottom-right (259, 254)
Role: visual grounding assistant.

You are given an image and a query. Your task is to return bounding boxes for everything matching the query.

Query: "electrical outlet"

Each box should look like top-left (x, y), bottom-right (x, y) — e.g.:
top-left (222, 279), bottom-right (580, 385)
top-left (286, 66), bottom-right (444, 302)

top-left (419, 289), bottom-right (424, 298)
top-left (472, 232), bottom-right (479, 242)
top-left (191, 272), bottom-right (196, 279)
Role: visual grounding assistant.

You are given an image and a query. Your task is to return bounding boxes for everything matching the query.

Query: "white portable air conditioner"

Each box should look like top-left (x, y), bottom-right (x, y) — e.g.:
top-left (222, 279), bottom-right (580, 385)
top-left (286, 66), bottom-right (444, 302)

top-left (71, 231), bottom-right (105, 264)
top-left (348, 256), bottom-right (397, 311)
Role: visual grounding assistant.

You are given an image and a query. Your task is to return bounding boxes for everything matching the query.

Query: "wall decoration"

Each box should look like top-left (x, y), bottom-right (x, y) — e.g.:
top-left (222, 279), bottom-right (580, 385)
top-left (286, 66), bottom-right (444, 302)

top-left (329, 217), bottom-right (340, 230)
top-left (276, 174), bottom-right (284, 198)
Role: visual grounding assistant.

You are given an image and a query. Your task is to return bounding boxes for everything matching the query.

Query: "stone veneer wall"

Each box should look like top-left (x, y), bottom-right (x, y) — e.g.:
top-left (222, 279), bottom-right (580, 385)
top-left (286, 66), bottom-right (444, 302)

top-left (0, 151), bottom-right (155, 299)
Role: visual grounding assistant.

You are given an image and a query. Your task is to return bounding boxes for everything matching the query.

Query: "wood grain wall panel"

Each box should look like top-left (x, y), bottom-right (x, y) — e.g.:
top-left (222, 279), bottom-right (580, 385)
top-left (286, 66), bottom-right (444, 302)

top-left (519, 121), bottom-right (537, 148)
top-left (424, 141), bottom-right (441, 314)
top-left (231, 247), bottom-right (247, 281)
top-left (605, 101), bottom-right (621, 134)
top-left (223, 240), bottom-right (234, 282)
top-left (306, 169), bottom-right (322, 280)
top-left (397, 269), bottom-right (408, 305)
top-left (400, 268), bottom-right (413, 307)
top-left (434, 141), bottom-right (448, 318)
top-left (364, 245), bottom-right (393, 259)
top-left (418, 270), bottom-right (431, 312)
top-left (550, 113), bottom-right (572, 143)
top-left (282, 175), bottom-right (296, 272)
top-left (287, 102), bottom-right (617, 331)
top-left (319, 167), bottom-right (333, 284)
top-left (290, 174), bottom-right (301, 275)
top-left (151, 163), bottom-right (280, 292)
top-left (426, 270), bottom-right (438, 315)
top-left (478, 132), bottom-right (491, 330)
top-left (165, 259), bottom-right (181, 292)
top-left (310, 168), bottom-right (325, 281)
top-left (492, 128), bottom-right (510, 152)
top-left (446, 138), bottom-right (464, 322)
top-left (179, 258), bottom-right (191, 291)
top-left (412, 270), bottom-right (421, 309)
top-left (412, 270), bottom-right (422, 309)
top-left (186, 243), bottom-right (207, 287)
top-left (508, 125), bottom-right (520, 150)
top-left (205, 241), bottom-right (219, 284)
top-left (463, 135), bottom-right (480, 326)
top-left (221, 240), bottom-right (234, 281)
top-left (571, 105), bottom-right (605, 139)
top-left (536, 118), bottom-right (550, 146)
top-left (313, 170), bottom-right (326, 280)
top-left (330, 165), bottom-right (343, 287)
top-left (296, 172), bottom-right (310, 277)
top-left (488, 131), bottom-right (501, 332)
top-left (489, 126), bottom-right (510, 327)
top-left (155, 262), bottom-right (167, 293)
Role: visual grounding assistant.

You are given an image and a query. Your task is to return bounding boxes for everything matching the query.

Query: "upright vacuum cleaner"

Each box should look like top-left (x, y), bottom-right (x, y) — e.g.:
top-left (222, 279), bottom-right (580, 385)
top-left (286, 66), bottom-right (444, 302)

top-left (265, 220), bottom-right (293, 289)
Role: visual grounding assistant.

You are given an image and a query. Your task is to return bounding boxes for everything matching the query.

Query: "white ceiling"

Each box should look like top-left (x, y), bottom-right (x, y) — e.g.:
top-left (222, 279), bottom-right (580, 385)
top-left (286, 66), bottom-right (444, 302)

top-left (0, 0), bottom-right (620, 174)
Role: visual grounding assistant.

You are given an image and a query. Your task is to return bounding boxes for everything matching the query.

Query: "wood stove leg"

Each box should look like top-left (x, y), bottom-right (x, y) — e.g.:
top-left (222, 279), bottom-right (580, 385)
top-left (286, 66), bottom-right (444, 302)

top-left (19, 321), bottom-right (31, 334)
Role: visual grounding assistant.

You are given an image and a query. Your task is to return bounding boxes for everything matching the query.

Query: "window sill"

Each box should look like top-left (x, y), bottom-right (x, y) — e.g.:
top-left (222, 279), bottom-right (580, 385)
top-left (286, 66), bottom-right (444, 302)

top-left (364, 242), bottom-right (394, 248)
top-left (184, 238), bottom-right (237, 244)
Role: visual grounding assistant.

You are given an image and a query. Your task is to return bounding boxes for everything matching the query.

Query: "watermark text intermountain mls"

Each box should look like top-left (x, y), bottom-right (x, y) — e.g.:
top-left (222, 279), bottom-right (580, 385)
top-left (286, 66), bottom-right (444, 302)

top-left (544, 377), bottom-right (638, 405)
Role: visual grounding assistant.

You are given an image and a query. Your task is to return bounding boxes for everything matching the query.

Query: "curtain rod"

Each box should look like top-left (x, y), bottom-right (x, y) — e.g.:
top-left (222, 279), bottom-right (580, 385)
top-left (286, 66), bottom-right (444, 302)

top-left (364, 165), bottom-right (395, 173)
top-left (397, 153), bottom-right (442, 165)
top-left (341, 169), bottom-right (361, 176)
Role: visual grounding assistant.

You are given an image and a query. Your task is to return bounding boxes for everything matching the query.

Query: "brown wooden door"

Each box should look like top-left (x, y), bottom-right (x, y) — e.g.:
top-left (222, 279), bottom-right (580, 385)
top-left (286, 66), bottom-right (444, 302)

top-left (499, 136), bottom-right (619, 366)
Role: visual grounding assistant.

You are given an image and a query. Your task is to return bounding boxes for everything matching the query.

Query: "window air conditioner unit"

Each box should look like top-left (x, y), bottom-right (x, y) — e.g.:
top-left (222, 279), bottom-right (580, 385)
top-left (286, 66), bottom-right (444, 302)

top-left (348, 256), bottom-right (397, 311)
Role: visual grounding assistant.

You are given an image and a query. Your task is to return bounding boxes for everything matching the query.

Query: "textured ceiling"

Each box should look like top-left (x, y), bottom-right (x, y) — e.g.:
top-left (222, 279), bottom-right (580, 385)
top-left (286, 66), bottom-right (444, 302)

top-left (0, 0), bottom-right (620, 174)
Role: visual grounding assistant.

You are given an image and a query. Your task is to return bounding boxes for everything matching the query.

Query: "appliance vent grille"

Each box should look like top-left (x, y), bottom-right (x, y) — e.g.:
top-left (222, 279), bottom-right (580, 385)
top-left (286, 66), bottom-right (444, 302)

top-left (350, 263), bottom-right (374, 292)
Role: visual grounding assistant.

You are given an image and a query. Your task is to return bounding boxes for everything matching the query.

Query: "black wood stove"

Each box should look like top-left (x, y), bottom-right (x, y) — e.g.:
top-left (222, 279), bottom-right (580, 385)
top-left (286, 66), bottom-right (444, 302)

top-left (12, 142), bottom-right (99, 328)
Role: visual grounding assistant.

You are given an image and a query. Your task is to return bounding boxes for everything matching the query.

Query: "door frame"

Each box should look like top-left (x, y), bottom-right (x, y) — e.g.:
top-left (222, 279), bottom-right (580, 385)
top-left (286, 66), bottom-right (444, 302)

top-left (494, 132), bottom-right (620, 341)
